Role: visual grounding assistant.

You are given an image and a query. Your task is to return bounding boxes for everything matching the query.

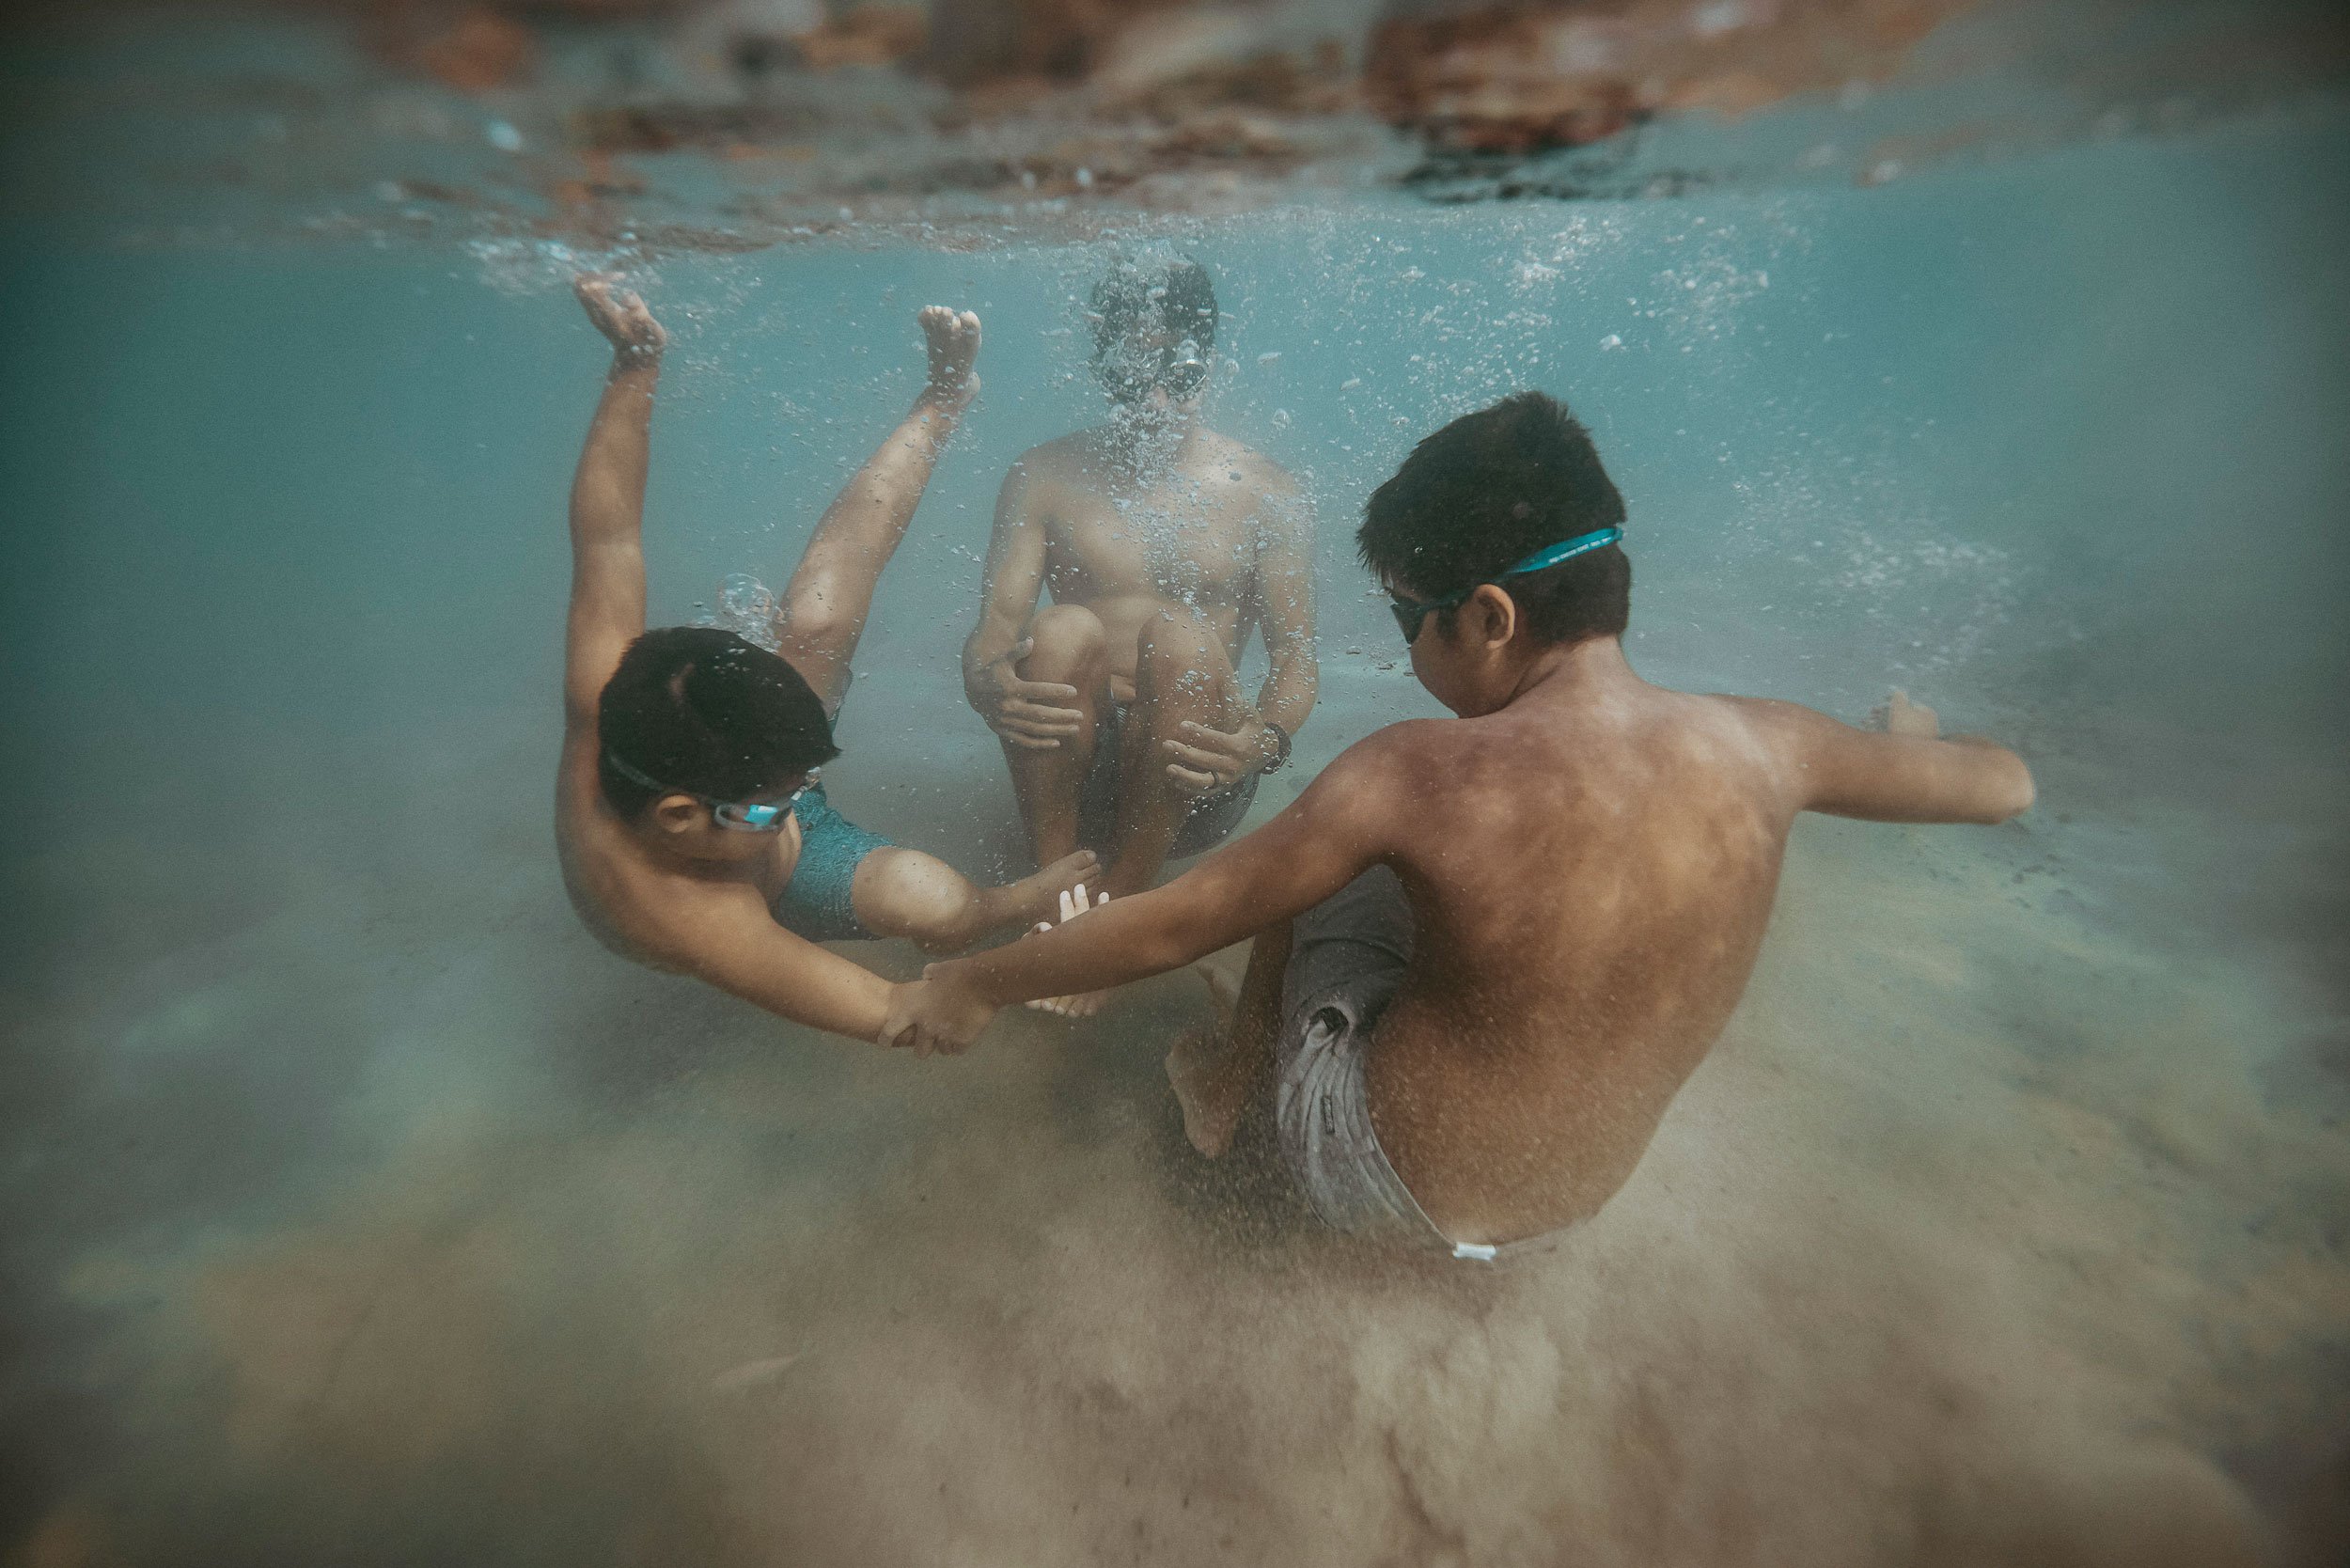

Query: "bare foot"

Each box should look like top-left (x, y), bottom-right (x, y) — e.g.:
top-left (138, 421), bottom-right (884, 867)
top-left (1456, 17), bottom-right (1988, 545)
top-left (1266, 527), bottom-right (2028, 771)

top-left (916, 305), bottom-right (980, 412)
top-left (1026, 986), bottom-right (1111, 1019)
top-left (1021, 883), bottom-right (1113, 1018)
top-left (574, 274), bottom-right (666, 361)
top-left (1165, 1026), bottom-right (1249, 1157)
top-left (972, 850), bottom-right (1097, 935)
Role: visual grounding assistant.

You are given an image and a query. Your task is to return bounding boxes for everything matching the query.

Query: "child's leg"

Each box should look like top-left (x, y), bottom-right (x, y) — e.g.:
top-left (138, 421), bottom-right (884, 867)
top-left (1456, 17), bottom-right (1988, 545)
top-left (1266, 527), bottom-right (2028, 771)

top-left (849, 845), bottom-right (1096, 957)
top-left (774, 306), bottom-right (979, 709)
top-left (1165, 919), bottom-right (1291, 1158)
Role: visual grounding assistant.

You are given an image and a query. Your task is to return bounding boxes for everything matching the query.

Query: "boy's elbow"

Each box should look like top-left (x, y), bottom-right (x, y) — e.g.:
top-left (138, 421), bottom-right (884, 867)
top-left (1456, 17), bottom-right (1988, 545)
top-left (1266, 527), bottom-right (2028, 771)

top-left (2009, 760), bottom-right (2037, 818)
top-left (1981, 751), bottom-right (2035, 822)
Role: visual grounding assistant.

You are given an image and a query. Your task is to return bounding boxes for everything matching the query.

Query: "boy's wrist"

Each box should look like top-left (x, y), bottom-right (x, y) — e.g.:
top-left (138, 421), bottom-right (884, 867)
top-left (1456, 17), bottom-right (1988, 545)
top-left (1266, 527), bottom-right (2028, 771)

top-left (934, 959), bottom-right (993, 1009)
top-left (1258, 720), bottom-right (1292, 774)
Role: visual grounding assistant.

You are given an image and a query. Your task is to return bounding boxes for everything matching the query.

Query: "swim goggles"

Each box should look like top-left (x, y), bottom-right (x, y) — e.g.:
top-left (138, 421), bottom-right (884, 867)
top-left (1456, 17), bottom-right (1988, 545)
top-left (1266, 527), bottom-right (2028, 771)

top-left (603, 751), bottom-right (817, 832)
top-left (1097, 337), bottom-right (1209, 404)
top-left (1387, 526), bottom-right (1623, 644)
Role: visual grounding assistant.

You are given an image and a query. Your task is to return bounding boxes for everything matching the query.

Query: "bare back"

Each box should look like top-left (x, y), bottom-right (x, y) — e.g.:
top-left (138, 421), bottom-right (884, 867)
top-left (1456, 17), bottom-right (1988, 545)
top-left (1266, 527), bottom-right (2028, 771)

top-left (908, 641), bottom-right (2029, 1243)
top-left (1363, 685), bottom-right (1800, 1239)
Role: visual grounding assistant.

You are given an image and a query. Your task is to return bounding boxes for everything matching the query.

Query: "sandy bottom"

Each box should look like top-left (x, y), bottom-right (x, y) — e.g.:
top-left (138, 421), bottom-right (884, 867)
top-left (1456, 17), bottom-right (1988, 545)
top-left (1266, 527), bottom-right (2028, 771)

top-left (5, 720), bottom-right (2346, 1568)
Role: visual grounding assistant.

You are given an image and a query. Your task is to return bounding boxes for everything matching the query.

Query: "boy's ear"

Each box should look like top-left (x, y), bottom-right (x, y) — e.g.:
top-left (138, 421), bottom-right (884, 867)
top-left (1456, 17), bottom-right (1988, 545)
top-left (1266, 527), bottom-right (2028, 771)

top-left (1467, 583), bottom-right (1519, 648)
top-left (651, 794), bottom-right (703, 835)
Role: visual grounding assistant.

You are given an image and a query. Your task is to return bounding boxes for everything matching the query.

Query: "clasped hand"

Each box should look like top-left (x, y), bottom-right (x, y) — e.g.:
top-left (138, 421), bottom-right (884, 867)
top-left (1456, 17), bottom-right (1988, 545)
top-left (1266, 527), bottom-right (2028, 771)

top-left (881, 884), bottom-right (1113, 1057)
top-left (968, 639), bottom-right (1086, 750)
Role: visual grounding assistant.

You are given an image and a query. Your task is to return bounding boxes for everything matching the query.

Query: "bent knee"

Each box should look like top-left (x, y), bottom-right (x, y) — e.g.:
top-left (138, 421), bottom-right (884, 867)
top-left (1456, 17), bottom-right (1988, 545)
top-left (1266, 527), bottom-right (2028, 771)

top-left (1135, 607), bottom-right (1229, 687)
top-left (854, 847), bottom-right (983, 945)
top-left (779, 591), bottom-right (849, 657)
top-left (1025, 603), bottom-right (1109, 670)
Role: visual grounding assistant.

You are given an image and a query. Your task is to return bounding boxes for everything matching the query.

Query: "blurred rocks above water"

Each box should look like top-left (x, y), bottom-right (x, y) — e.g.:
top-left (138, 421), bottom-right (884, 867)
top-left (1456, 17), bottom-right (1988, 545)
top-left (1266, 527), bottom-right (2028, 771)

top-left (6, 0), bottom-right (2345, 252)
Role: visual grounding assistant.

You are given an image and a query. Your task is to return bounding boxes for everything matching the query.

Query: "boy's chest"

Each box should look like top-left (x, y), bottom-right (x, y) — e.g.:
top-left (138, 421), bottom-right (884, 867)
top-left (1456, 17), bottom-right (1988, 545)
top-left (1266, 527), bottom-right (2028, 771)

top-left (1043, 480), bottom-right (1260, 600)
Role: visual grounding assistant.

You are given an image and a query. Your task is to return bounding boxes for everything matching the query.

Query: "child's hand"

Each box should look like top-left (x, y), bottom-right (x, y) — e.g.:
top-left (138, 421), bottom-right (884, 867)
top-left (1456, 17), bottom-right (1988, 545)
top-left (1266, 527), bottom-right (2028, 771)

top-left (1875, 688), bottom-right (1939, 738)
top-left (1026, 884), bottom-right (1111, 1018)
top-left (1163, 714), bottom-right (1275, 795)
top-left (880, 974), bottom-right (999, 1058)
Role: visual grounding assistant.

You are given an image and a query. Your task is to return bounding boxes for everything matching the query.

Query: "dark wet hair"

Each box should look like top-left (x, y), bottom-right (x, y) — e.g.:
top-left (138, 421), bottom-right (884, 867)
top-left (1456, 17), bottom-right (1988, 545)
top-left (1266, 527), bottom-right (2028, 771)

top-left (1089, 256), bottom-right (1218, 359)
top-left (596, 627), bottom-right (838, 819)
top-left (1358, 391), bottom-right (1630, 647)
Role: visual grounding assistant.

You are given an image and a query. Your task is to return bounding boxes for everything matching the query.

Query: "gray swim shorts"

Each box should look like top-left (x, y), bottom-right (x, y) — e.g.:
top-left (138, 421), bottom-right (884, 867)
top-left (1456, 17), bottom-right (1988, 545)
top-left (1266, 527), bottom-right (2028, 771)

top-left (1276, 868), bottom-right (1556, 1262)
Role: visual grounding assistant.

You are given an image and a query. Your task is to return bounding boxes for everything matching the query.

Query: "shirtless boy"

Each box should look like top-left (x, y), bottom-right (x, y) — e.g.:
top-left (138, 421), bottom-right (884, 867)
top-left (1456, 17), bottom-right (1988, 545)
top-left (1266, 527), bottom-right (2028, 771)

top-left (556, 277), bottom-right (1091, 1043)
top-left (962, 257), bottom-right (1318, 938)
top-left (886, 393), bottom-right (2035, 1253)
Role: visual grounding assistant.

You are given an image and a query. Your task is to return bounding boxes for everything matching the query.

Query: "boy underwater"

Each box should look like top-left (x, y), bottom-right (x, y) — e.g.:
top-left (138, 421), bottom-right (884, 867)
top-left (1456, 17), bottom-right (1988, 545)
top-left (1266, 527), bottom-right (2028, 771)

top-left (961, 258), bottom-right (1317, 1016)
top-left (556, 277), bottom-right (1092, 1043)
top-left (885, 393), bottom-right (2034, 1254)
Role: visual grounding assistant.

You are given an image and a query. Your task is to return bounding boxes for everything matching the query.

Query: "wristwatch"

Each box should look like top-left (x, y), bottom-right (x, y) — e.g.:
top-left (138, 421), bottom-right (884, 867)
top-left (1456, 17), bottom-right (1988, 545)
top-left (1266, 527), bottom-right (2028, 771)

top-left (1260, 721), bottom-right (1292, 775)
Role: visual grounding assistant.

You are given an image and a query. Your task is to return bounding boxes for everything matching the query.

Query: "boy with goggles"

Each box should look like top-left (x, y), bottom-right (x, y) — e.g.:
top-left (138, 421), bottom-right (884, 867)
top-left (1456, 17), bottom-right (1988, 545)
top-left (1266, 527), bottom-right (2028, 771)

top-left (889, 392), bottom-right (2035, 1259)
top-left (962, 256), bottom-right (1319, 1015)
top-left (556, 279), bottom-right (1096, 1044)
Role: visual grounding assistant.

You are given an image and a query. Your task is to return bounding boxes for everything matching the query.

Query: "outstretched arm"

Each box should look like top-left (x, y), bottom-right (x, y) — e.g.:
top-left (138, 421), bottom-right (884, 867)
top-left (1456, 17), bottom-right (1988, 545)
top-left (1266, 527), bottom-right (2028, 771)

top-left (659, 902), bottom-right (901, 1044)
top-left (882, 736), bottom-right (1403, 1053)
top-left (961, 459), bottom-right (1085, 748)
top-left (775, 306), bottom-right (982, 712)
top-left (564, 276), bottom-right (666, 728)
top-left (1749, 689), bottom-right (2036, 824)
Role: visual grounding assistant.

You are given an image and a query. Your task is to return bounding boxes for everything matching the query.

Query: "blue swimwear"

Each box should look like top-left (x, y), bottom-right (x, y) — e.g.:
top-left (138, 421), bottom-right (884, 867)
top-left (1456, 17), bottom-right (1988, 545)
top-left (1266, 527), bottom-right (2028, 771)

top-left (772, 782), bottom-right (892, 942)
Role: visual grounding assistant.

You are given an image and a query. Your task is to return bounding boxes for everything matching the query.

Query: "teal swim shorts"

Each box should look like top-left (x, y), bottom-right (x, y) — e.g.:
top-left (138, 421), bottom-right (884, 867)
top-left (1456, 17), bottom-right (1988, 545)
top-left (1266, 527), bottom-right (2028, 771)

top-left (772, 782), bottom-right (893, 942)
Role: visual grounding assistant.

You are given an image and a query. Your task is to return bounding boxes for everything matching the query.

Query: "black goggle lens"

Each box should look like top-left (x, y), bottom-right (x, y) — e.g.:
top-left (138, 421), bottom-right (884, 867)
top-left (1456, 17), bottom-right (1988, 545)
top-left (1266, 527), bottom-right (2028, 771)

top-left (1099, 340), bottom-right (1208, 403)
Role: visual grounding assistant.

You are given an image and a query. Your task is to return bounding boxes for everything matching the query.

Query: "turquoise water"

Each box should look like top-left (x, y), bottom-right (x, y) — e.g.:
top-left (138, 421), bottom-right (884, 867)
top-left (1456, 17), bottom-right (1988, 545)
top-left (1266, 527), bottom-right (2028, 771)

top-left (3, 55), bottom-right (2347, 1568)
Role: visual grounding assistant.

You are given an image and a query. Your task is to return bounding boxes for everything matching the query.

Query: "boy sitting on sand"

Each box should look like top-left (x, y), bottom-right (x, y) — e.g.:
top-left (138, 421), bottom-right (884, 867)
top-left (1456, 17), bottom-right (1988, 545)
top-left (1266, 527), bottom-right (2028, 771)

top-left (883, 393), bottom-right (2034, 1255)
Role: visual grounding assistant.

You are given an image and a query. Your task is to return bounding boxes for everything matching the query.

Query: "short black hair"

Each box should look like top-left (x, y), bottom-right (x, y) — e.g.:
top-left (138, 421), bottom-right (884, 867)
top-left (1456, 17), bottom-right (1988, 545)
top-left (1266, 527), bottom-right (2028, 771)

top-left (595, 627), bottom-right (838, 819)
top-left (1089, 255), bottom-right (1218, 360)
top-left (1358, 391), bottom-right (1630, 647)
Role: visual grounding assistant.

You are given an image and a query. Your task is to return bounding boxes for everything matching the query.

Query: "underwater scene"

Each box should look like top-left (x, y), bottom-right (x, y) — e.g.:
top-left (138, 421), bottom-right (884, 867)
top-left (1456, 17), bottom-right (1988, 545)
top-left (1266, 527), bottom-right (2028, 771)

top-left (2, 1), bottom-right (2345, 1563)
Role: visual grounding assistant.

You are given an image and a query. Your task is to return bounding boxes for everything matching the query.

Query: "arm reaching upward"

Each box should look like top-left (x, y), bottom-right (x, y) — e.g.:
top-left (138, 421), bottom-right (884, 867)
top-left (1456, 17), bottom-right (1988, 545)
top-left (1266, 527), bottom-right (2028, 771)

top-left (564, 276), bottom-right (666, 728)
top-left (774, 306), bottom-right (983, 711)
top-left (1746, 688), bottom-right (2036, 825)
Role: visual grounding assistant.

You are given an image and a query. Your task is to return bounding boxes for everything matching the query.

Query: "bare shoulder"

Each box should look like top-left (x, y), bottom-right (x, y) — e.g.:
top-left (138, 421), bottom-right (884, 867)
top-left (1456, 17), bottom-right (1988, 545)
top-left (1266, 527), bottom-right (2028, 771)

top-left (1013, 428), bottom-right (1101, 479)
top-left (1202, 430), bottom-right (1298, 492)
top-left (556, 728), bottom-right (711, 969)
top-left (1713, 692), bottom-right (1827, 744)
top-left (1700, 692), bottom-right (1838, 772)
top-left (1295, 719), bottom-right (1449, 820)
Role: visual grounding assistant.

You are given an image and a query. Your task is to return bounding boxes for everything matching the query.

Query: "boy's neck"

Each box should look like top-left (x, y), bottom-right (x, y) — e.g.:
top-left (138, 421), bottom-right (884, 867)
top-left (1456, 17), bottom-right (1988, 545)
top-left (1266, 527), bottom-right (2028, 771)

top-left (1499, 635), bottom-right (1635, 711)
top-left (1104, 413), bottom-right (1200, 467)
